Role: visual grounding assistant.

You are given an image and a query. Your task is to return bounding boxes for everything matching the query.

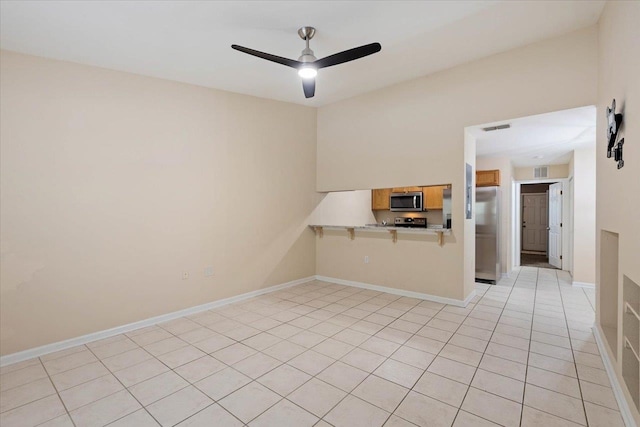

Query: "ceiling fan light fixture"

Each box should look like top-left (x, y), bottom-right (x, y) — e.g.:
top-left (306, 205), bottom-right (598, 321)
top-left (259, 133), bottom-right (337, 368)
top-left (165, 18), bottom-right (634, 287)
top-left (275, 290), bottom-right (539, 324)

top-left (298, 66), bottom-right (317, 79)
top-left (232, 27), bottom-right (381, 98)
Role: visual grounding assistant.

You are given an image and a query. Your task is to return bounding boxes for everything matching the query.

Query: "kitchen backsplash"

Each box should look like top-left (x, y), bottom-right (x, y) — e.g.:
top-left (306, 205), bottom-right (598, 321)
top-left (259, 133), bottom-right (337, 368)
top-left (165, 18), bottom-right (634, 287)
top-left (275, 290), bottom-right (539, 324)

top-left (373, 210), bottom-right (443, 227)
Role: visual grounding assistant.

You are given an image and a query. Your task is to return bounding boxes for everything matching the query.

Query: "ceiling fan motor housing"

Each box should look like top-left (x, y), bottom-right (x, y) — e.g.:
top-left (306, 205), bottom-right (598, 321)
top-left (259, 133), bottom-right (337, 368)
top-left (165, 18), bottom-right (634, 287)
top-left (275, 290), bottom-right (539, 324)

top-left (298, 49), bottom-right (317, 63)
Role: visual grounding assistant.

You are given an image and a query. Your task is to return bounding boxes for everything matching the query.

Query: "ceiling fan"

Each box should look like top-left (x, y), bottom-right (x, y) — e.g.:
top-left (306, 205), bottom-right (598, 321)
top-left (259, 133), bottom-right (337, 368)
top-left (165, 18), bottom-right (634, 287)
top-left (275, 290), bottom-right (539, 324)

top-left (231, 27), bottom-right (382, 99)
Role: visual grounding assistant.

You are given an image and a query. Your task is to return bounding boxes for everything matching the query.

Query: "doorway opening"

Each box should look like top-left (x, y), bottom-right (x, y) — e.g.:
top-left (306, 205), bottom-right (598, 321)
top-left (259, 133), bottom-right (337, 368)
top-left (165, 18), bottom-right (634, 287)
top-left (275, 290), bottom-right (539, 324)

top-left (520, 183), bottom-right (559, 269)
top-left (513, 178), bottom-right (568, 271)
top-left (469, 105), bottom-right (595, 283)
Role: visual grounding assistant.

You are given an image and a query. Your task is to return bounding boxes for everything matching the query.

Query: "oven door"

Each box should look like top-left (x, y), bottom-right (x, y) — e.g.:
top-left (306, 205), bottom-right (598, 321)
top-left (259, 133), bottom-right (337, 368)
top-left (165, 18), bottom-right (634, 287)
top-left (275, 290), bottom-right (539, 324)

top-left (390, 192), bottom-right (423, 212)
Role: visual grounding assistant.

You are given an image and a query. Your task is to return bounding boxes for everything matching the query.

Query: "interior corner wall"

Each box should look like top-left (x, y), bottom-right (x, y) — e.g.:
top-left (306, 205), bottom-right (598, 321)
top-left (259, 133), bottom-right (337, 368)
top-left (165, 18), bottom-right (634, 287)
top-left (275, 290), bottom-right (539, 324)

top-left (596, 1), bottom-right (640, 424)
top-left (316, 26), bottom-right (597, 300)
top-left (572, 144), bottom-right (596, 284)
top-left (476, 157), bottom-right (513, 275)
top-left (0, 51), bottom-right (318, 356)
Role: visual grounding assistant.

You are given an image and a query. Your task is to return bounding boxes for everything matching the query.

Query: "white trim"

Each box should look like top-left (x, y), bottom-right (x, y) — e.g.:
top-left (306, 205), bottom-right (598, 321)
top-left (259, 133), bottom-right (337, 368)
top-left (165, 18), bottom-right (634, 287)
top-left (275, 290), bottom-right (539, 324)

top-left (593, 325), bottom-right (638, 427)
top-left (572, 281), bottom-right (595, 289)
top-left (315, 275), bottom-right (475, 307)
top-left (513, 180), bottom-right (521, 270)
top-left (514, 178), bottom-right (570, 271)
top-left (0, 276), bottom-right (315, 367)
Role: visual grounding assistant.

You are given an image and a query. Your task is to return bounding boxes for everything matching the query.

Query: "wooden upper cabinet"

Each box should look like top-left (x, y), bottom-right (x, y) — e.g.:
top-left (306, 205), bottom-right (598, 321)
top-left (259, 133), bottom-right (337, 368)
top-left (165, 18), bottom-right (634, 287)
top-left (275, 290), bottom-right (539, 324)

top-left (391, 186), bottom-right (422, 193)
top-left (476, 170), bottom-right (501, 187)
top-left (371, 188), bottom-right (391, 210)
top-left (423, 185), bottom-right (448, 210)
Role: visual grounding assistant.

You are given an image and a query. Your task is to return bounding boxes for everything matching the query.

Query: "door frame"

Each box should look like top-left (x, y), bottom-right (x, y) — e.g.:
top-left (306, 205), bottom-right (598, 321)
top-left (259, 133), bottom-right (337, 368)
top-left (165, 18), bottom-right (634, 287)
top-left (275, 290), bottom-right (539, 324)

top-left (521, 192), bottom-right (548, 254)
top-left (512, 178), bottom-right (570, 271)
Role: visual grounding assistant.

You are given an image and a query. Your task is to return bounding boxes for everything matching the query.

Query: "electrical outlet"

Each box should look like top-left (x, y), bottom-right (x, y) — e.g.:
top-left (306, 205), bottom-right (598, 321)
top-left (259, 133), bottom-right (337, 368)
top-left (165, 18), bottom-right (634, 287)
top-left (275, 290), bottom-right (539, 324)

top-left (182, 271), bottom-right (189, 280)
top-left (364, 256), bottom-right (370, 264)
top-left (204, 266), bottom-right (214, 277)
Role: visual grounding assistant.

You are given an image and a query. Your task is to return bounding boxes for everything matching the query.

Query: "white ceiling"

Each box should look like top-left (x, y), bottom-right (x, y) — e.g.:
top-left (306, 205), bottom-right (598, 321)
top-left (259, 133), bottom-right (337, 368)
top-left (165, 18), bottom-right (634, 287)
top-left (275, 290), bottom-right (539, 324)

top-left (470, 106), bottom-right (596, 167)
top-left (0, 1), bottom-right (605, 107)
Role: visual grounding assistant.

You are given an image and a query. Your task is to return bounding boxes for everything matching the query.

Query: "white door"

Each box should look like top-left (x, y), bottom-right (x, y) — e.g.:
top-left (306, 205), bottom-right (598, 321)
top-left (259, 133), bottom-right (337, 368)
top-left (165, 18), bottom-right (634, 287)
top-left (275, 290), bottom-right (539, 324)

top-left (522, 193), bottom-right (548, 252)
top-left (548, 182), bottom-right (563, 268)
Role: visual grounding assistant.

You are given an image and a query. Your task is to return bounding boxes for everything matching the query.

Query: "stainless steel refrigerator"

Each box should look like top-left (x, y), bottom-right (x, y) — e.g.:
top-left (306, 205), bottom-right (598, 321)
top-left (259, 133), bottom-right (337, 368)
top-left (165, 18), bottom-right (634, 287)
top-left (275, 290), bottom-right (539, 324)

top-left (476, 186), bottom-right (501, 283)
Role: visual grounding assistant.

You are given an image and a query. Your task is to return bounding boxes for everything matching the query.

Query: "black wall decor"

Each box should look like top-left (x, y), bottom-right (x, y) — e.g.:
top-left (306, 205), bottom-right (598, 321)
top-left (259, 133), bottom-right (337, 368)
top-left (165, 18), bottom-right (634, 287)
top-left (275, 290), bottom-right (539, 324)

top-left (606, 98), bottom-right (625, 169)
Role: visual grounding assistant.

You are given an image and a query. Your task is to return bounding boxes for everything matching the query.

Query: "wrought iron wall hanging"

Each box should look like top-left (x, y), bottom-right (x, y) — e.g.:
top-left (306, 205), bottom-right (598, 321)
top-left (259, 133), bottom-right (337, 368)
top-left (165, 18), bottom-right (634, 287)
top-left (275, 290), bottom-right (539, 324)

top-left (606, 98), bottom-right (625, 169)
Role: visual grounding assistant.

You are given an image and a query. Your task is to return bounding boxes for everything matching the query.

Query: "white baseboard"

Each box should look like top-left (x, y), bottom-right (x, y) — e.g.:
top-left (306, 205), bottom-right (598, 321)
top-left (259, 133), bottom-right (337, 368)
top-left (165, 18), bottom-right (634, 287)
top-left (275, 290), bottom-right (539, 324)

top-left (315, 275), bottom-right (475, 307)
top-left (593, 325), bottom-right (638, 427)
top-left (0, 276), bottom-right (315, 368)
top-left (572, 281), bottom-right (596, 289)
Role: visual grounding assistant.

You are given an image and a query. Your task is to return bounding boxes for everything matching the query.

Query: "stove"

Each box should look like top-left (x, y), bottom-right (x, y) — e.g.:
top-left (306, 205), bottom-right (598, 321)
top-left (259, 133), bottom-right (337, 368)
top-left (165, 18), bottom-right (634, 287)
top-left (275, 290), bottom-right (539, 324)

top-left (394, 217), bottom-right (427, 228)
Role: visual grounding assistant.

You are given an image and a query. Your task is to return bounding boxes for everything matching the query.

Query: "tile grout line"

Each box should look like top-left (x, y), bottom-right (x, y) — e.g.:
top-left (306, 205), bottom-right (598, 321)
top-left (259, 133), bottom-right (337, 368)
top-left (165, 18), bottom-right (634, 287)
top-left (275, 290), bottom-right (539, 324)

top-left (520, 269), bottom-right (594, 426)
top-left (56, 321), bottom-right (219, 425)
top-left (377, 281), bottom-right (500, 425)
top-left (81, 343), bottom-right (167, 427)
top-left (556, 269), bottom-right (591, 426)
top-left (311, 290), bottom-right (454, 426)
top-left (40, 356), bottom-right (78, 427)
top-left (449, 267), bottom-right (523, 426)
top-left (12, 356), bottom-right (78, 427)
top-left (519, 265), bottom-right (540, 426)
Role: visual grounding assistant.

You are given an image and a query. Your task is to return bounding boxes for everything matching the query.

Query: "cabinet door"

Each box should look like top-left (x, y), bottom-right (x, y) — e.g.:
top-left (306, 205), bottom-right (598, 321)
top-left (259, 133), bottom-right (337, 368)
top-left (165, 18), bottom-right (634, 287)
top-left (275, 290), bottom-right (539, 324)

top-left (371, 188), bottom-right (391, 210)
top-left (476, 170), bottom-right (501, 187)
top-left (423, 186), bottom-right (446, 210)
top-left (391, 186), bottom-right (422, 193)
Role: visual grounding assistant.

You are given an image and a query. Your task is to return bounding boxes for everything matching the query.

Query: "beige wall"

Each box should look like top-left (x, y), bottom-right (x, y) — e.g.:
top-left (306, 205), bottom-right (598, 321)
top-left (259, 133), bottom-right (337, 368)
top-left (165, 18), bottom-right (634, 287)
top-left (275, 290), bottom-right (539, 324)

top-left (317, 27), bottom-right (597, 300)
top-left (0, 51), bottom-right (318, 355)
top-left (596, 1), bottom-right (640, 424)
top-left (316, 229), bottom-right (461, 300)
top-left (513, 164), bottom-right (570, 180)
top-left (476, 157), bottom-right (514, 274)
top-left (572, 144), bottom-right (596, 285)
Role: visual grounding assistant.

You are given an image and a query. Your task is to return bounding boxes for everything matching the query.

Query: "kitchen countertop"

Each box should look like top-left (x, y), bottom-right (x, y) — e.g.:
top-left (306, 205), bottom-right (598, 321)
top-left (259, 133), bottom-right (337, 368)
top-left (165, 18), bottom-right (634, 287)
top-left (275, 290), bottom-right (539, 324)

top-left (309, 224), bottom-right (451, 235)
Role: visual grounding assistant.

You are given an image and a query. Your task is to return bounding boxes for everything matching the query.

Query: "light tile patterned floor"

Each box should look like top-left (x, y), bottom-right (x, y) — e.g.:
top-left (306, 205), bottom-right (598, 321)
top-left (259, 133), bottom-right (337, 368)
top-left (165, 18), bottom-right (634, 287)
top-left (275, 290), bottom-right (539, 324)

top-left (0, 267), bottom-right (626, 426)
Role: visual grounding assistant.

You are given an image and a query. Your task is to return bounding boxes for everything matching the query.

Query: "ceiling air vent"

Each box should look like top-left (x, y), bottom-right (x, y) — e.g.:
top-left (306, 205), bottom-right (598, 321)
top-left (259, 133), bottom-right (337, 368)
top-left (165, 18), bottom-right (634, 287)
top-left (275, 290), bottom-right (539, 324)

top-left (534, 166), bottom-right (549, 179)
top-left (482, 124), bottom-right (511, 132)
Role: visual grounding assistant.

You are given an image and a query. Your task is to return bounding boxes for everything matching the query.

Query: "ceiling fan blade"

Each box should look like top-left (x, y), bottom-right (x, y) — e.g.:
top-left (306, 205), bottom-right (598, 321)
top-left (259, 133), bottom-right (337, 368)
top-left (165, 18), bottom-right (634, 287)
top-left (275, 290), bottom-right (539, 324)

top-left (231, 45), bottom-right (301, 68)
top-left (302, 78), bottom-right (315, 98)
top-left (314, 42), bottom-right (381, 69)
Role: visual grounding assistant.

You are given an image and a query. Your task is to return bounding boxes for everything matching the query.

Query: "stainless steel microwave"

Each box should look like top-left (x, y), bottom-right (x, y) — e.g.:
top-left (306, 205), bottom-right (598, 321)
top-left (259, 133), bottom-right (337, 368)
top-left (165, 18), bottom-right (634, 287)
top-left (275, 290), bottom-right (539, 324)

top-left (390, 192), bottom-right (423, 212)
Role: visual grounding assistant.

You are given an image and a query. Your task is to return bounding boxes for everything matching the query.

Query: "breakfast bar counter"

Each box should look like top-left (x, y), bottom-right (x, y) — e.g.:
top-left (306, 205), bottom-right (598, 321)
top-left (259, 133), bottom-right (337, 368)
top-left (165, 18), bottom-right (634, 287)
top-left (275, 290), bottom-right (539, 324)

top-left (309, 224), bottom-right (451, 245)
